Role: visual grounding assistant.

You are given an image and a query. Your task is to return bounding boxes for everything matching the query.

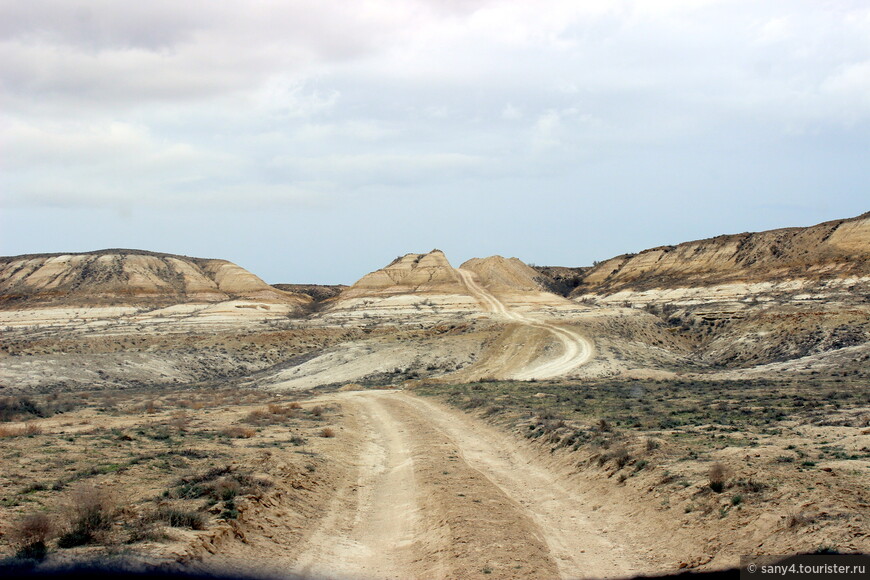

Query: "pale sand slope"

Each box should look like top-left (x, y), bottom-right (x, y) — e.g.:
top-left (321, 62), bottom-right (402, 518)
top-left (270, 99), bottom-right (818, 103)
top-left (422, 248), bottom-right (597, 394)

top-left (204, 390), bottom-right (677, 580)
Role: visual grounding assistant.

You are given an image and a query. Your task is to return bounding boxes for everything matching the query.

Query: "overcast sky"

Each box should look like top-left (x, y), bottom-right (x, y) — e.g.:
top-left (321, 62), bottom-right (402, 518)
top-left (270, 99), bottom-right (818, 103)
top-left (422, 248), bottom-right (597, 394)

top-left (1, 0), bottom-right (868, 284)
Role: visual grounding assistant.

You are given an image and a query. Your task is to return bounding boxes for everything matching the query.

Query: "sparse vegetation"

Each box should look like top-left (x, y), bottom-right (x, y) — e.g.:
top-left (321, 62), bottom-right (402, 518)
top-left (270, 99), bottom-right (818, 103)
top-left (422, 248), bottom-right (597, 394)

top-left (153, 507), bottom-right (207, 530)
top-left (0, 383), bottom-right (333, 563)
top-left (222, 426), bottom-right (256, 438)
top-left (708, 463), bottom-right (727, 493)
top-left (57, 484), bottom-right (117, 547)
top-left (9, 513), bottom-right (55, 560)
top-left (413, 374), bottom-right (869, 555)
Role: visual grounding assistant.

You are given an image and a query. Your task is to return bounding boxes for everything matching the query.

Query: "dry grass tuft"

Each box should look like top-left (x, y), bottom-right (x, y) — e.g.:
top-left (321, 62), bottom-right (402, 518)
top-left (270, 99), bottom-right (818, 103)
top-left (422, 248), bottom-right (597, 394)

top-left (222, 425), bottom-right (255, 438)
top-left (320, 427), bottom-right (336, 438)
top-left (0, 423), bottom-right (42, 438)
top-left (168, 411), bottom-right (192, 431)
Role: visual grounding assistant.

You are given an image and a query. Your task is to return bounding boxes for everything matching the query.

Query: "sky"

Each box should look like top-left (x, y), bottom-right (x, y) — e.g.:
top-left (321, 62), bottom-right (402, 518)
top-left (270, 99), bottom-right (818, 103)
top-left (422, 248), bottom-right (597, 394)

top-left (1, 0), bottom-right (868, 284)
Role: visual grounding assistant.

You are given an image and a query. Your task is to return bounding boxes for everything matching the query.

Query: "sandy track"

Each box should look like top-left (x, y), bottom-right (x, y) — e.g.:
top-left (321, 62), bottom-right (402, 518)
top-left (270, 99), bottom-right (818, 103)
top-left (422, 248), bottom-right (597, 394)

top-left (456, 268), bottom-right (593, 380)
top-left (290, 392), bottom-right (420, 579)
top-left (240, 390), bottom-right (659, 580)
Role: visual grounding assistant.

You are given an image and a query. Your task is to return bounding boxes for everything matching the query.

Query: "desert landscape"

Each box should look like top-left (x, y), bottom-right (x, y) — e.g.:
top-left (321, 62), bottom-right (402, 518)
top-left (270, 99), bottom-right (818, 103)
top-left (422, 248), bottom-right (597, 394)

top-left (0, 213), bottom-right (868, 579)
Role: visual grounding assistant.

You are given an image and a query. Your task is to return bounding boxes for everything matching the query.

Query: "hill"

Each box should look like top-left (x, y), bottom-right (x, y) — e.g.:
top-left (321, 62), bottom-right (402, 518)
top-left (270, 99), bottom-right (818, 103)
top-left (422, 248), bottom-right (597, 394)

top-left (570, 212), bottom-right (870, 296)
top-left (0, 249), bottom-right (309, 308)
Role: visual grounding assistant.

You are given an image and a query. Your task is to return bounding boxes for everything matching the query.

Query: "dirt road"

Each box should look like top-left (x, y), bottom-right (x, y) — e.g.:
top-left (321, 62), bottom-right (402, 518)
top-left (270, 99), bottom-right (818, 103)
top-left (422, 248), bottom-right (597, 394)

top-left (455, 268), bottom-right (593, 380)
top-left (212, 390), bottom-right (664, 579)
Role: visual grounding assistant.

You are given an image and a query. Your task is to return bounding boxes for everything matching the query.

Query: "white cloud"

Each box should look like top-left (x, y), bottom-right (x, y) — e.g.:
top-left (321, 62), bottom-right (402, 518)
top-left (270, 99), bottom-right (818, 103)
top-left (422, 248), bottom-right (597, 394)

top-left (501, 104), bottom-right (522, 120)
top-left (1, 0), bottom-right (869, 214)
top-left (532, 110), bottom-right (564, 150)
top-left (270, 152), bottom-right (490, 186)
top-left (821, 60), bottom-right (870, 117)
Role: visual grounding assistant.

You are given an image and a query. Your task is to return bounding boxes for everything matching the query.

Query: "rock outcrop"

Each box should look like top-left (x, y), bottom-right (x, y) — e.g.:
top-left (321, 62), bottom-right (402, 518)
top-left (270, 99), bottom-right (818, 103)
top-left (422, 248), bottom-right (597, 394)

top-left (0, 249), bottom-right (309, 308)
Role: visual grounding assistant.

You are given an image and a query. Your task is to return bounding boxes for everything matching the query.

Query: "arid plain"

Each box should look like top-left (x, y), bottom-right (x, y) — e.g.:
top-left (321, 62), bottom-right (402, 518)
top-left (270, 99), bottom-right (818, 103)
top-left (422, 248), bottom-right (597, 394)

top-left (1, 213), bottom-right (868, 579)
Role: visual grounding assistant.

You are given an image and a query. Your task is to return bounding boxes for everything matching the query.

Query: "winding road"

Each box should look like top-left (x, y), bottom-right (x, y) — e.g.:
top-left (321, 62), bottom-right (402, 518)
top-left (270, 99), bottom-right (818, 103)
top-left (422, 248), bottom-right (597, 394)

top-left (455, 268), bottom-right (593, 380)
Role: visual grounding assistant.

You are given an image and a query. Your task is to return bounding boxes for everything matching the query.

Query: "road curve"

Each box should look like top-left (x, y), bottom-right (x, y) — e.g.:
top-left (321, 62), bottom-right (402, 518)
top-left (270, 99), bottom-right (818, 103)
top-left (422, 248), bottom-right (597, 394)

top-left (455, 268), bottom-right (593, 380)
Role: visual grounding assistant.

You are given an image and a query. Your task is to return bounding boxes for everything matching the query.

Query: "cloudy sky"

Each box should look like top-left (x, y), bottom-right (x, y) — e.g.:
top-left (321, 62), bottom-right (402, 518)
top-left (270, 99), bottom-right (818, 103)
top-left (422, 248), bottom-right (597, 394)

top-left (1, 0), bottom-right (868, 284)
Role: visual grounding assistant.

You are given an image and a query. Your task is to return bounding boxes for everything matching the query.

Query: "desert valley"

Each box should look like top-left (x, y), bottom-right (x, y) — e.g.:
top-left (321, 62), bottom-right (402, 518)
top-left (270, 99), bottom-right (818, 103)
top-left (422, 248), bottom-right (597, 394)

top-left (0, 213), bottom-right (868, 579)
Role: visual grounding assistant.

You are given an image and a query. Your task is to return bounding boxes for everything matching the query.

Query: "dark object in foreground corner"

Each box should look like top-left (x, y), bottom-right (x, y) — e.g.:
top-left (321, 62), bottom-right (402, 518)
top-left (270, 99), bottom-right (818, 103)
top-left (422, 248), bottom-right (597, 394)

top-left (0, 564), bottom-right (743, 580)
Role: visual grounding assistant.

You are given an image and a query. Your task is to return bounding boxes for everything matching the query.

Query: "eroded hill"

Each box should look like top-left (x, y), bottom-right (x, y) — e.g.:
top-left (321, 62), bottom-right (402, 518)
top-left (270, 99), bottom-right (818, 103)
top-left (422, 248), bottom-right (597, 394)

top-left (570, 212), bottom-right (870, 295)
top-left (561, 213), bottom-right (870, 373)
top-left (0, 214), bottom-right (868, 392)
top-left (0, 250), bottom-right (309, 308)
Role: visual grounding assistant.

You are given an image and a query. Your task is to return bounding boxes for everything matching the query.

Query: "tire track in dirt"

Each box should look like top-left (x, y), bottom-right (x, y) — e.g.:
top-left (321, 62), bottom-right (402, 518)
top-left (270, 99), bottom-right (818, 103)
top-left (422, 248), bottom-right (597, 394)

top-left (199, 390), bottom-right (661, 579)
top-left (290, 391), bottom-right (655, 579)
top-left (407, 392), bottom-right (651, 579)
top-left (456, 268), bottom-right (593, 380)
top-left (289, 392), bottom-right (419, 579)
top-left (288, 390), bottom-right (564, 579)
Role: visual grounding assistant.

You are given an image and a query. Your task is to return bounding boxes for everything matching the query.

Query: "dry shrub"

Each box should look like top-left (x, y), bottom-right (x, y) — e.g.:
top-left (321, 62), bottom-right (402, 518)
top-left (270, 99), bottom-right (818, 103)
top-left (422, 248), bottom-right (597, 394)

top-left (125, 516), bottom-right (165, 544)
top-left (10, 513), bottom-right (55, 554)
top-left (144, 400), bottom-right (159, 414)
top-left (645, 438), bottom-right (661, 452)
top-left (0, 423), bottom-right (42, 437)
top-left (609, 445), bottom-right (630, 468)
top-left (222, 426), bottom-right (255, 438)
top-left (288, 401), bottom-right (302, 410)
top-left (154, 507), bottom-right (207, 530)
top-left (0, 396), bottom-right (47, 422)
top-left (310, 405), bottom-right (324, 418)
top-left (787, 512), bottom-right (815, 529)
top-left (708, 462), bottom-right (728, 493)
top-left (320, 427), bottom-right (336, 438)
top-left (244, 408), bottom-right (274, 425)
top-left (168, 412), bottom-right (192, 431)
top-left (58, 484), bottom-right (118, 547)
top-left (247, 403), bottom-right (300, 425)
top-left (171, 466), bottom-right (272, 503)
top-left (213, 478), bottom-right (242, 500)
